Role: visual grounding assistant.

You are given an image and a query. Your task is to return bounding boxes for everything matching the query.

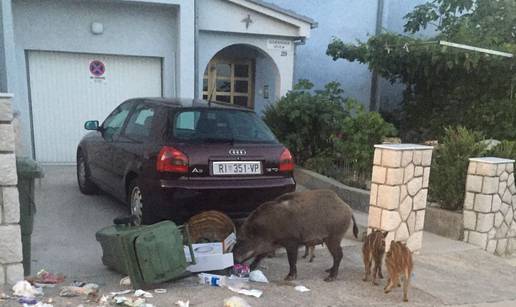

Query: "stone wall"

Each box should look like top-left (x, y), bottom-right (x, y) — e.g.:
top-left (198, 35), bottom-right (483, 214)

top-left (463, 157), bottom-right (516, 255)
top-left (367, 144), bottom-right (433, 252)
top-left (0, 93), bottom-right (23, 285)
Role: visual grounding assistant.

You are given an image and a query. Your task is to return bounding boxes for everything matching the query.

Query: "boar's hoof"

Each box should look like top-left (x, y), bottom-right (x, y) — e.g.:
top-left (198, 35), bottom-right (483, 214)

top-left (324, 275), bottom-right (337, 282)
top-left (372, 280), bottom-right (379, 286)
top-left (403, 298), bottom-right (409, 303)
top-left (284, 273), bottom-right (297, 281)
top-left (325, 268), bottom-right (332, 273)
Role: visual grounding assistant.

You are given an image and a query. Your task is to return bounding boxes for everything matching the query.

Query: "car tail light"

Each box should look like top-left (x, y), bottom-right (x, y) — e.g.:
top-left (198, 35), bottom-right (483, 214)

top-left (156, 146), bottom-right (189, 173)
top-left (279, 148), bottom-right (295, 172)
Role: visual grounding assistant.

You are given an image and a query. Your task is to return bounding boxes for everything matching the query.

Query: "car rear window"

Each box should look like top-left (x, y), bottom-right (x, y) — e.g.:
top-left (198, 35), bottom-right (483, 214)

top-left (171, 109), bottom-right (278, 144)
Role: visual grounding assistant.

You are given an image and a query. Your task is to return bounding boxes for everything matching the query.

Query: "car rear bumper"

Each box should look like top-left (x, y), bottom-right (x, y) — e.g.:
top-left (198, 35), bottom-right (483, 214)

top-left (159, 176), bottom-right (296, 190)
top-left (144, 176), bottom-right (296, 221)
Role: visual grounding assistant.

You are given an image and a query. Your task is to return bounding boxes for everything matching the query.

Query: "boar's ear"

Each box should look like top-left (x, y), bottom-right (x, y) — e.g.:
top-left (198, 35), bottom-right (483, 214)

top-left (382, 231), bottom-right (389, 238)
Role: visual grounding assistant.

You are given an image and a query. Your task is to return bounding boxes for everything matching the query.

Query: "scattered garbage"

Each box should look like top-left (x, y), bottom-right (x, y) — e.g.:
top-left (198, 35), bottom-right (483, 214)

top-left (153, 289), bottom-right (167, 294)
top-left (18, 297), bottom-right (38, 304)
top-left (120, 276), bottom-right (131, 287)
top-left (223, 296), bottom-right (251, 307)
top-left (231, 264), bottom-right (250, 278)
top-left (113, 296), bottom-right (147, 306)
top-left (26, 269), bottom-right (65, 289)
top-left (198, 273), bottom-right (227, 287)
top-left (33, 302), bottom-right (54, 307)
top-left (134, 289), bottom-right (153, 298)
top-left (111, 290), bottom-right (132, 296)
top-left (249, 270), bottom-right (268, 283)
top-left (294, 285), bottom-right (311, 292)
top-left (227, 286), bottom-right (263, 298)
top-left (72, 281), bottom-right (86, 287)
top-left (185, 239), bottom-right (234, 272)
top-left (58, 283), bottom-right (98, 297)
top-left (12, 280), bottom-right (43, 298)
top-left (175, 300), bottom-right (190, 307)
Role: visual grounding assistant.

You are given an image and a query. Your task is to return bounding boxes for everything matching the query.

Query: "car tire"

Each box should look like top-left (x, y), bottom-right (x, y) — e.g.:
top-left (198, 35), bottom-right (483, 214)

top-left (77, 150), bottom-right (98, 195)
top-left (128, 179), bottom-right (159, 225)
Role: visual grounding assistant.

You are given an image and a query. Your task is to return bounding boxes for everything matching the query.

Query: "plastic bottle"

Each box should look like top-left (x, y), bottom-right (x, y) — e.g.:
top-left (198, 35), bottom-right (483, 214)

top-left (198, 273), bottom-right (227, 287)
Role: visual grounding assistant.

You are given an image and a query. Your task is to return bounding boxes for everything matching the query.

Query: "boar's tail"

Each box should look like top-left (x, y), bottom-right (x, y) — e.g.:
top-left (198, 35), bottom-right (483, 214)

top-left (351, 214), bottom-right (359, 239)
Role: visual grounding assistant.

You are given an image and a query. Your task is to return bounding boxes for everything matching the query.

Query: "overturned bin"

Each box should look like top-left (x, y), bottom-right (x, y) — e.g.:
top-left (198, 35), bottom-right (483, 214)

top-left (16, 157), bottom-right (44, 276)
top-left (96, 217), bottom-right (195, 289)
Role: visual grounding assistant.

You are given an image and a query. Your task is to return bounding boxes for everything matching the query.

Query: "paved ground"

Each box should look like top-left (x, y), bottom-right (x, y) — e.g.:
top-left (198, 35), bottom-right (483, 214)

top-left (3, 166), bottom-right (516, 306)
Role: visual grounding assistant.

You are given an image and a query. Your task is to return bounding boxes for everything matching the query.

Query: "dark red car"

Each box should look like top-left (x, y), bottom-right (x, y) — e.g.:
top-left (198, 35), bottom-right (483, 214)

top-left (77, 98), bottom-right (295, 224)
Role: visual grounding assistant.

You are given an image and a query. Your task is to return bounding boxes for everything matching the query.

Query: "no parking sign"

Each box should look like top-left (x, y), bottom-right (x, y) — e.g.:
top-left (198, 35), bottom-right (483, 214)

top-left (89, 60), bottom-right (106, 82)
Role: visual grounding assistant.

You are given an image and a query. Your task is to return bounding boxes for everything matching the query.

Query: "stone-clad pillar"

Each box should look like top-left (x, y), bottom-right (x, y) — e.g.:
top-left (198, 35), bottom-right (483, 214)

top-left (0, 93), bottom-right (23, 285)
top-left (367, 144), bottom-right (433, 253)
top-left (463, 157), bottom-right (516, 255)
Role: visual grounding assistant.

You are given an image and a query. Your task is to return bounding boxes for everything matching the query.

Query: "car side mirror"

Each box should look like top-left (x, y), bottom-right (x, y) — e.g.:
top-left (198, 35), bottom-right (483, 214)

top-left (84, 120), bottom-right (100, 131)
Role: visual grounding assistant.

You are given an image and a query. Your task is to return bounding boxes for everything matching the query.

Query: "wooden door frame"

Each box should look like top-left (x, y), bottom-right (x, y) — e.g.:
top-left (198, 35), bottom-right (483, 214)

top-left (202, 57), bottom-right (255, 109)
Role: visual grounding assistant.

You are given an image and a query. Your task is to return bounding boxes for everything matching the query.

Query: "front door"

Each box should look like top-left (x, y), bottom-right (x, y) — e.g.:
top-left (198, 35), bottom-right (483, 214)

top-left (202, 59), bottom-right (254, 109)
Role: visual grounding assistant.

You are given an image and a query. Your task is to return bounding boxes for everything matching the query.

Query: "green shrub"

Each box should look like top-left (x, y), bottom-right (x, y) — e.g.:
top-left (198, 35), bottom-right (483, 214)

top-left (488, 140), bottom-right (516, 160)
top-left (262, 80), bottom-right (348, 164)
top-left (264, 81), bottom-right (397, 190)
top-left (429, 126), bottom-right (488, 210)
top-left (335, 100), bottom-right (397, 175)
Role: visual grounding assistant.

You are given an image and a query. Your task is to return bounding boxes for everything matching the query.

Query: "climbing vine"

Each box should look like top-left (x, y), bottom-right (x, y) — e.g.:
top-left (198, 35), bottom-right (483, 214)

top-left (327, 0), bottom-right (516, 141)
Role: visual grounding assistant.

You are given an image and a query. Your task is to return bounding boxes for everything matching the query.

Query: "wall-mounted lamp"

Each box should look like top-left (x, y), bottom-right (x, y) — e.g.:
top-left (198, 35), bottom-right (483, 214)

top-left (91, 22), bottom-right (104, 35)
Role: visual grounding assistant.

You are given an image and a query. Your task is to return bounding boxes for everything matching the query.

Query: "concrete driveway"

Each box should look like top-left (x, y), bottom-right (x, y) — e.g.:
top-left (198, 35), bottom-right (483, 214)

top-left (5, 166), bottom-right (516, 306)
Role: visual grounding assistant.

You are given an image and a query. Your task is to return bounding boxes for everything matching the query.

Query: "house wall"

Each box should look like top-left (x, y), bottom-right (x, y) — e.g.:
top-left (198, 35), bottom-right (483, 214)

top-left (270, 0), bottom-right (433, 110)
top-left (10, 0), bottom-right (180, 156)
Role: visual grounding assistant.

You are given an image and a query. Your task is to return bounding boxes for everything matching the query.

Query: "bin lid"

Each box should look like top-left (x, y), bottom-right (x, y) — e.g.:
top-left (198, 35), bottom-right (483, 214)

top-left (16, 157), bottom-right (44, 178)
top-left (134, 222), bottom-right (188, 283)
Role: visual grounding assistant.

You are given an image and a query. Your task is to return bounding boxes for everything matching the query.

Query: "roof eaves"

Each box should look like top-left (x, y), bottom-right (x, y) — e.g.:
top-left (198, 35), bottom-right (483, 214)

top-left (244, 0), bottom-right (317, 27)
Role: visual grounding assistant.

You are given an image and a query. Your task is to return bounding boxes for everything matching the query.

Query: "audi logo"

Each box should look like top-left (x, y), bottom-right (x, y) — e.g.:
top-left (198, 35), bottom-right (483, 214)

top-left (229, 149), bottom-right (247, 156)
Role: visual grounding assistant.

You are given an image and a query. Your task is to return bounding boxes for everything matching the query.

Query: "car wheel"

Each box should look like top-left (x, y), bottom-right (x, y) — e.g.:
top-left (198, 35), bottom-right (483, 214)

top-left (77, 150), bottom-right (98, 195)
top-left (128, 179), bottom-right (159, 225)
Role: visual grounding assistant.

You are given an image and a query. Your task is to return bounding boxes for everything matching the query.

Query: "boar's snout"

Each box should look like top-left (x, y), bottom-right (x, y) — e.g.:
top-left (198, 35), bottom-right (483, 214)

top-left (233, 239), bottom-right (256, 263)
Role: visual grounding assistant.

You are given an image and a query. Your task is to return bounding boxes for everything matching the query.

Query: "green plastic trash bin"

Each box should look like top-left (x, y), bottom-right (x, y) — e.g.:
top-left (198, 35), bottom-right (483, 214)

top-left (96, 219), bottom-right (195, 289)
top-left (16, 157), bottom-right (44, 276)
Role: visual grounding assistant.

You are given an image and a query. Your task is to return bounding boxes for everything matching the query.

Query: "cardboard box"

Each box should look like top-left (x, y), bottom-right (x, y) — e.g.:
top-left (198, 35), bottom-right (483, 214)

top-left (184, 240), bottom-right (234, 273)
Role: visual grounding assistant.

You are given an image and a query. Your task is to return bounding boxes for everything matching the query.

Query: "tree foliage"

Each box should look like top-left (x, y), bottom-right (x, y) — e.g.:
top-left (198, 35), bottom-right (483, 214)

top-left (327, 0), bottom-right (516, 141)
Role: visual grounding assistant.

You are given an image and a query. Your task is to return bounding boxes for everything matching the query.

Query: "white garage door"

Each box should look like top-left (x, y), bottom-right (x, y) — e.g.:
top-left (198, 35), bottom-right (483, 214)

top-left (27, 51), bottom-right (163, 163)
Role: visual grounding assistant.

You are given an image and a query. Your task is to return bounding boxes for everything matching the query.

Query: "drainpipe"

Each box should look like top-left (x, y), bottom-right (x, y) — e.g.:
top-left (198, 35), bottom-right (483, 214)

top-left (369, 0), bottom-right (384, 111)
top-left (193, 0), bottom-right (199, 99)
top-left (293, 38), bottom-right (306, 86)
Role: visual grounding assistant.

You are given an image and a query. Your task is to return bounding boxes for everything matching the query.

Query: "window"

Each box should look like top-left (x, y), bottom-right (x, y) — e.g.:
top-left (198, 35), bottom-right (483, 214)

top-left (102, 101), bottom-right (133, 140)
top-left (202, 59), bottom-right (254, 108)
top-left (172, 109), bottom-right (277, 144)
top-left (124, 104), bottom-right (155, 140)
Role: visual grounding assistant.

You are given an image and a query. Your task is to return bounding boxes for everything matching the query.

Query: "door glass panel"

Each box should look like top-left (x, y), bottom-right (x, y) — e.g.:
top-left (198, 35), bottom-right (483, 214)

top-left (216, 95), bottom-right (230, 103)
top-left (234, 64), bottom-right (249, 78)
top-left (234, 96), bottom-right (248, 107)
top-left (216, 64), bottom-right (231, 78)
top-left (102, 101), bottom-right (133, 140)
top-left (125, 105), bottom-right (155, 140)
top-left (216, 80), bottom-right (231, 92)
top-left (202, 78), bottom-right (208, 92)
top-left (234, 80), bottom-right (248, 93)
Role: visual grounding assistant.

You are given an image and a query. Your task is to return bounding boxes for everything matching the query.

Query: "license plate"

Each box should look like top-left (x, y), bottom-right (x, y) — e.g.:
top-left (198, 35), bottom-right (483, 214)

top-left (212, 161), bottom-right (262, 175)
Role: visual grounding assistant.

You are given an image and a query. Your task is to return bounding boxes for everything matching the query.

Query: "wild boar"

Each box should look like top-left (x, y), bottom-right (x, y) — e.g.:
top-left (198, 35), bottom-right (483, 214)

top-left (233, 189), bottom-right (359, 282)
top-left (384, 241), bottom-right (414, 302)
